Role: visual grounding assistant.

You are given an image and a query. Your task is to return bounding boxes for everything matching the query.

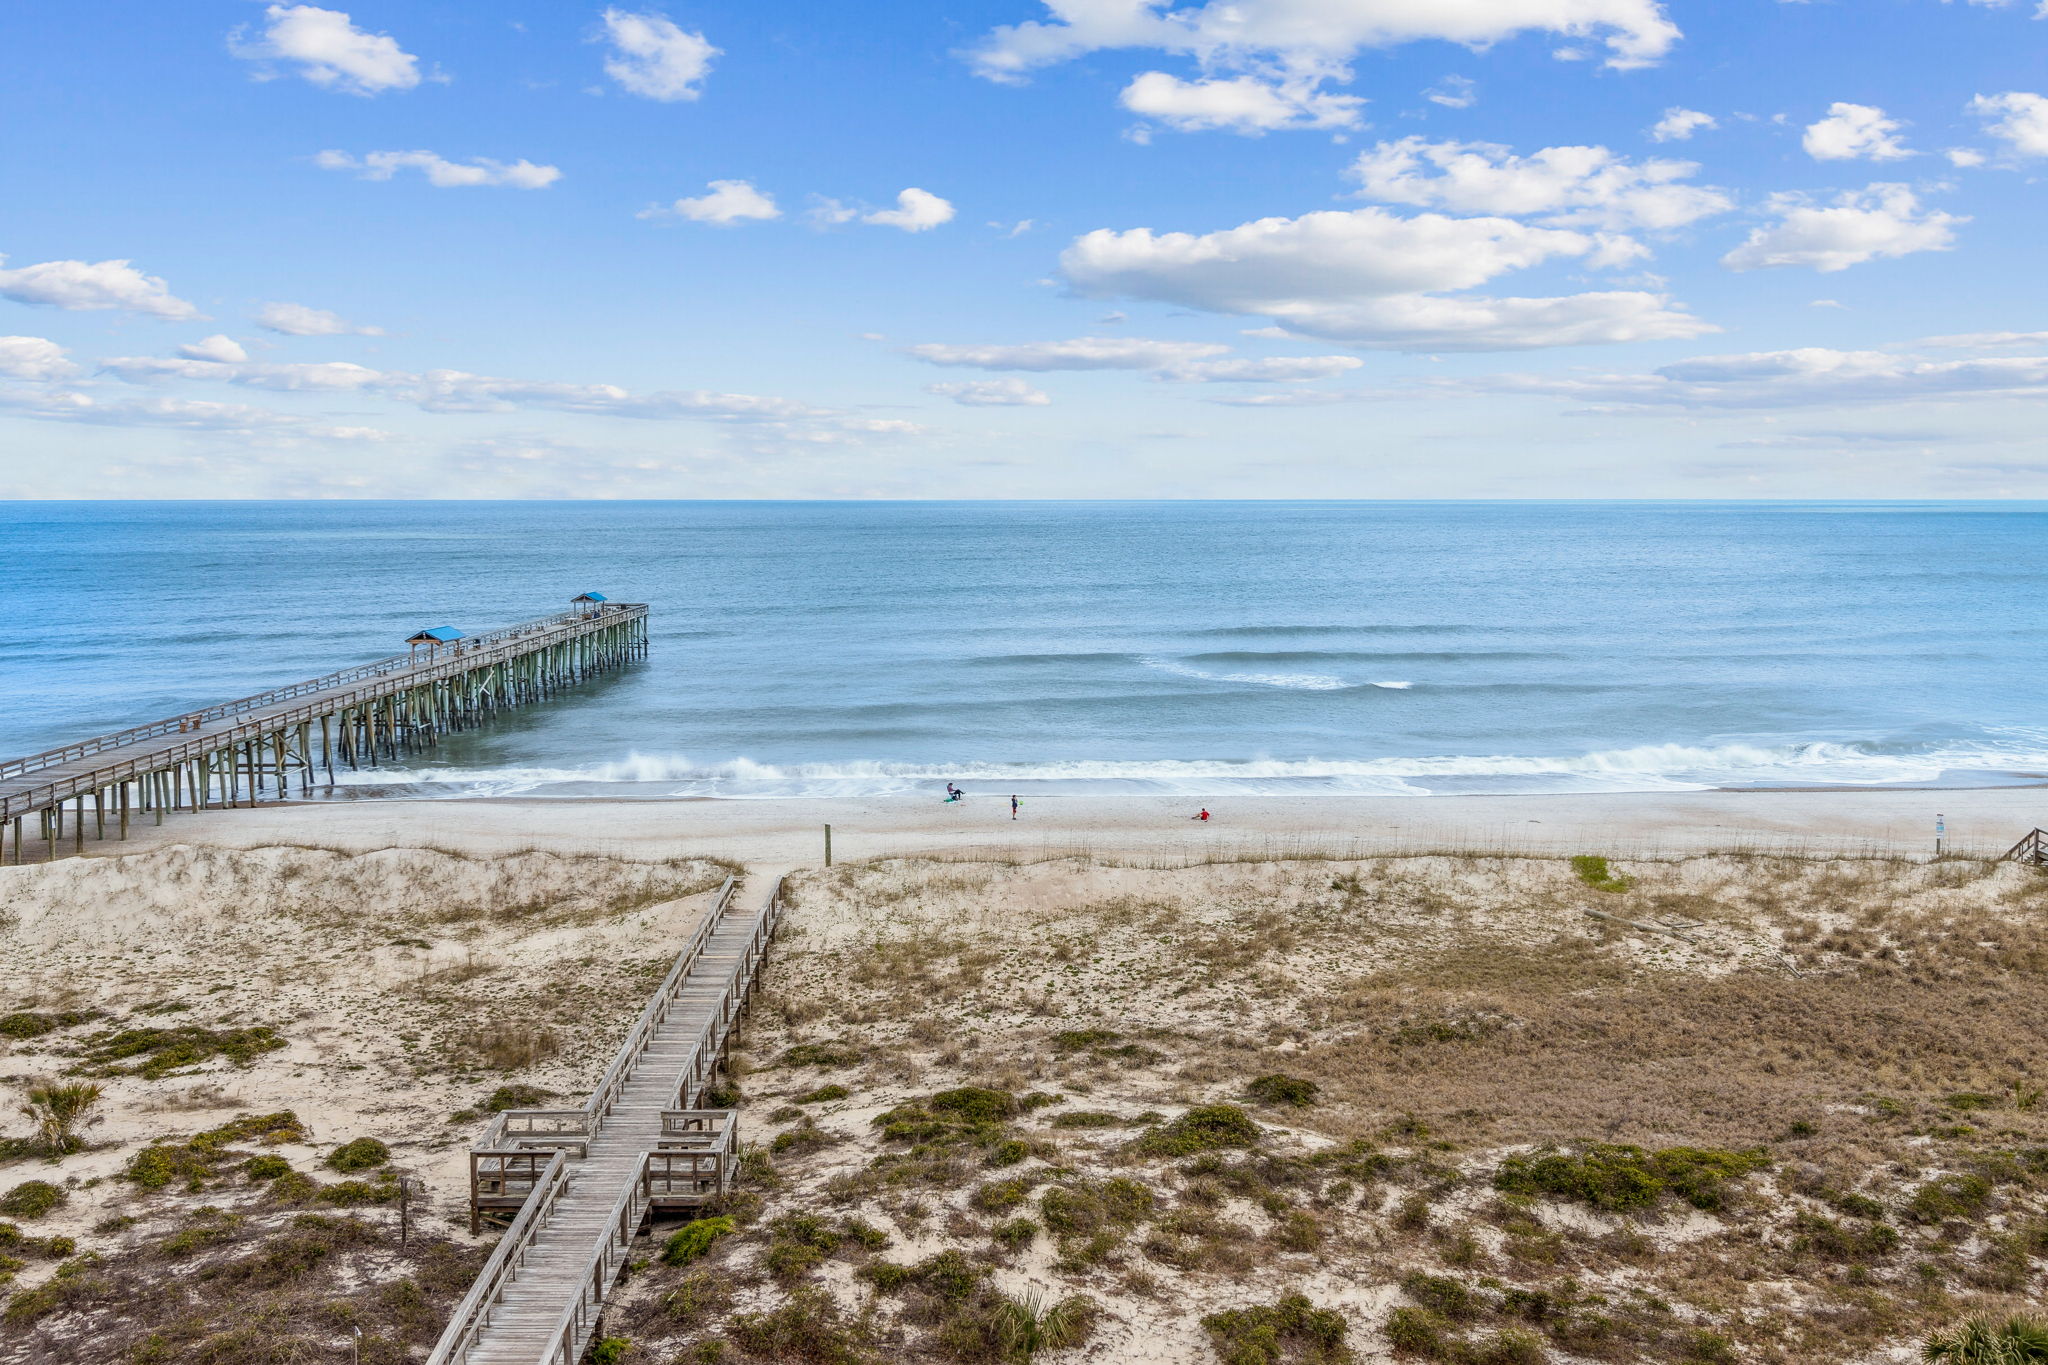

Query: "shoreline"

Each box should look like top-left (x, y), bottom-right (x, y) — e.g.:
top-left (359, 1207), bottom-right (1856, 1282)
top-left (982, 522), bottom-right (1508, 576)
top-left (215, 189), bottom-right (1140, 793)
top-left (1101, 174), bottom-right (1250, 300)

top-left (57, 783), bottom-right (2048, 869)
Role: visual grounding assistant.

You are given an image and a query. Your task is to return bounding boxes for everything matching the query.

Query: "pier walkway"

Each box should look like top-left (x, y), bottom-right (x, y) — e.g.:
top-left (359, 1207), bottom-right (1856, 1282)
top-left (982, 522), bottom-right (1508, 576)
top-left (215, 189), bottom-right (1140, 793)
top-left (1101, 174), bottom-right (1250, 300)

top-left (0, 600), bottom-right (647, 863)
top-left (431, 872), bottom-right (784, 1365)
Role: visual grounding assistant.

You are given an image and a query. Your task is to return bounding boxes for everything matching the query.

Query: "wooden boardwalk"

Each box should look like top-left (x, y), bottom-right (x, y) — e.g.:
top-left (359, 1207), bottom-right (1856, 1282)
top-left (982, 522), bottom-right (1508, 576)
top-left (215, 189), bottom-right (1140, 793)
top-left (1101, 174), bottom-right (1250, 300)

top-left (1, 601), bottom-right (647, 862)
top-left (431, 873), bottom-right (784, 1365)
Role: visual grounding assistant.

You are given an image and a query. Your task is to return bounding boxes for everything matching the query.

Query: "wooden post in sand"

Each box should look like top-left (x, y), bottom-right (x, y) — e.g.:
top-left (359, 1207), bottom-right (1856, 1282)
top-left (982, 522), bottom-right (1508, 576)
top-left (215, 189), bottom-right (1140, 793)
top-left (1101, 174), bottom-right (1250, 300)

top-left (824, 824), bottom-right (832, 867)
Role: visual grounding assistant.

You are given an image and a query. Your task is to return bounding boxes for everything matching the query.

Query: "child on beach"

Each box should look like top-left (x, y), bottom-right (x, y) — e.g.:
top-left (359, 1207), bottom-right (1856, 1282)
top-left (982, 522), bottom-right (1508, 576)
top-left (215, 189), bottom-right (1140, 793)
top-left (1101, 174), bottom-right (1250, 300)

top-left (1011, 795), bottom-right (1019, 820)
top-left (1193, 808), bottom-right (1210, 822)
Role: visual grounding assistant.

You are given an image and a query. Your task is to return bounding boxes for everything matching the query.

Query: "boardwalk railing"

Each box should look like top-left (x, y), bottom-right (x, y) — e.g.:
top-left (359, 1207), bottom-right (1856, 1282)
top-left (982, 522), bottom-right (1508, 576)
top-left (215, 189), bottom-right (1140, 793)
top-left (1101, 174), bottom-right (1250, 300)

top-left (433, 1150), bottom-right (571, 1365)
top-left (543, 1171), bottom-right (653, 1365)
top-left (2005, 828), bottom-right (2048, 865)
top-left (474, 876), bottom-right (738, 1157)
top-left (2, 601), bottom-right (648, 858)
top-left (434, 877), bottom-right (786, 1365)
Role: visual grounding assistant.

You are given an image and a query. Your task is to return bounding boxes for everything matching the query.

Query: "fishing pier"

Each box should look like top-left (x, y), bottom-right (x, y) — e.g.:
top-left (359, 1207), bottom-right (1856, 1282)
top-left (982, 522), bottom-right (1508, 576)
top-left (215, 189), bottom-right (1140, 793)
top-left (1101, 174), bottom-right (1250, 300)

top-left (0, 596), bottom-right (648, 863)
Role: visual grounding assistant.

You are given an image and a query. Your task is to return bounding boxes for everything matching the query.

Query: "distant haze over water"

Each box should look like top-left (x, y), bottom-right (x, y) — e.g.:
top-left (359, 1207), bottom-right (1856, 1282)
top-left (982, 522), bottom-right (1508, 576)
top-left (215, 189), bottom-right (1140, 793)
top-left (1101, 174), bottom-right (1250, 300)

top-left (4, 501), bottom-right (2046, 800)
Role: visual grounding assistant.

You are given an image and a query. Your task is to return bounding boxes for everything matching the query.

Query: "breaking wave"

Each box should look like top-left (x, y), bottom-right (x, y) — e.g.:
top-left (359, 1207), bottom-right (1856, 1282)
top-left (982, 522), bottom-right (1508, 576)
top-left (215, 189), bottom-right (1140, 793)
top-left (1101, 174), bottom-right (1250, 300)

top-left (327, 733), bottom-right (2048, 800)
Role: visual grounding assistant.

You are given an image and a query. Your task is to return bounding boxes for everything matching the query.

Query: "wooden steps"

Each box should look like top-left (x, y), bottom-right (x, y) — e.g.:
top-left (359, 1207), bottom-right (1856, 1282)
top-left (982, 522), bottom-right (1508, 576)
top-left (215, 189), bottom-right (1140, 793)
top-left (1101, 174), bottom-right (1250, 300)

top-left (427, 875), bottom-right (784, 1365)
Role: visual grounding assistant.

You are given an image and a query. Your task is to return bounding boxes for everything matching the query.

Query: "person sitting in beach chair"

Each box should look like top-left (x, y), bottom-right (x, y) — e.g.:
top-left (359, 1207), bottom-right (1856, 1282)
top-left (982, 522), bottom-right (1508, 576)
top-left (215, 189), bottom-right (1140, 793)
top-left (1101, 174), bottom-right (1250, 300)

top-left (945, 783), bottom-right (964, 803)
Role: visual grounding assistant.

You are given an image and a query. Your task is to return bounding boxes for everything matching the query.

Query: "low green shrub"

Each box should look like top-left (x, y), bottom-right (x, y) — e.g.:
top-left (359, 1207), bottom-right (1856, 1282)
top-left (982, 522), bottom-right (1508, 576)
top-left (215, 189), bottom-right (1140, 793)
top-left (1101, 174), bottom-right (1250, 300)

top-left (984, 1139), bottom-right (1029, 1167)
top-left (778, 1041), bottom-right (864, 1068)
top-left (663, 1216), bottom-right (735, 1265)
top-left (972, 1176), bottom-right (1036, 1213)
top-left (1401, 1273), bottom-right (1478, 1321)
top-left (1052, 1028), bottom-right (1120, 1052)
top-left (1051, 1111), bottom-right (1119, 1129)
top-left (0, 1182), bottom-right (65, 1220)
top-left (771, 1120), bottom-right (841, 1155)
top-left (993, 1217), bottom-right (1038, 1251)
top-left (325, 1138), bottom-right (391, 1172)
top-left (799, 1085), bottom-right (851, 1104)
top-left (1910, 1173), bottom-right (1992, 1223)
top-left (1204, 1292), bottom-right (1350, 1364)
top-left (245, 1155), bottom-right (293, 1182)
top-left (1494, 1144), bottom-right (1769, 1212)
top-left (483, 1084), bottom-right (550, 1112)
top-left (1570, 855), bottom-right (1631, 893)
top-left (0, 1011), bottom-right (93, 1040)
top-left (1130, 1104), bottom-right (1261, 1158)
top-left (315, 1175), bottom-right (399, 1206)
top-left (724, 1286), bottom-right (873, 1364)
top-left (75, 1024), bottom-right (286, 1079)
top-left (1247, 1075), bottom-right (1319, 1108)
top-left (1794, 1213), bottom-right (1899, 1262)
top-left (858, 1260), bottom-right (913, 1292)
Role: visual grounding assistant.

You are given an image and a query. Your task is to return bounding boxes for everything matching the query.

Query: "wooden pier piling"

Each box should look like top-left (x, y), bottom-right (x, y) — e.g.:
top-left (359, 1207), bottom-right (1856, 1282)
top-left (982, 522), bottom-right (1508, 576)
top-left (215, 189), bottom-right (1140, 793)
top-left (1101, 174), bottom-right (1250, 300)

top-left (0, 601), bottom-right (649, 864)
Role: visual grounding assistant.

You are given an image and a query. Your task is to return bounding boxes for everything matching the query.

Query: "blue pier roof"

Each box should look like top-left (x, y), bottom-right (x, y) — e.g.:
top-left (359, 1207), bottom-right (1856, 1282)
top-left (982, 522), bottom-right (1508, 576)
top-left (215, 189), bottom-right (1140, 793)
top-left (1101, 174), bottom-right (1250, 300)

top-left (572, 591), bottom-right (609, 603)
top-left (406, 626), bottom-right (465, 644)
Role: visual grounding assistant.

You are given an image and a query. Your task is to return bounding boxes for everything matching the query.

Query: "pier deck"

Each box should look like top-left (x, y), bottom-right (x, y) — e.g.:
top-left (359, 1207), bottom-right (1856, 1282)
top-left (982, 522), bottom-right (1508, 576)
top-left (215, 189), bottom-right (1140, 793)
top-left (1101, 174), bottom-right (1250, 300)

top-left (0, 601), bottom-right (647, 861)
top-left (433, 874), bottom-right (783, 1365)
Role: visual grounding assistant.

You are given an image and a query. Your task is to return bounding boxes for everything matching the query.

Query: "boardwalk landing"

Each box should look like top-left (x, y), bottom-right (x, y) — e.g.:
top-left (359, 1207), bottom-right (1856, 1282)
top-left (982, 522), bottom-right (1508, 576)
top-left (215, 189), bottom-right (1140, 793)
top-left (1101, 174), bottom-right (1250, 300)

top-left (431, 873), bottom-right (784, 1365)
top-left (0, 601), bottom-right (648, 863)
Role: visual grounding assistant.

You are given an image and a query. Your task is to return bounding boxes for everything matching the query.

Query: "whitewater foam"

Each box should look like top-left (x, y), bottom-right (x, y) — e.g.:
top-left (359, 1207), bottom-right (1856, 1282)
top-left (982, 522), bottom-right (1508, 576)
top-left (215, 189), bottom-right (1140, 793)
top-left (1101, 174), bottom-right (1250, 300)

top-left (324, 733), bottom-right (2048, 800)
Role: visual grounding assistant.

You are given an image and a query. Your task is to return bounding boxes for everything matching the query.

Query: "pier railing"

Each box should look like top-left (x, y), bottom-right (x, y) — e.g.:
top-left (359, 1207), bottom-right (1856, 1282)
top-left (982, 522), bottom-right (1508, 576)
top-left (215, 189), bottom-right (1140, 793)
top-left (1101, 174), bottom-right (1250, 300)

top-left (0, 603), bottom-right (648, 836)
top-left (0, 605), bottom-right (642, 783)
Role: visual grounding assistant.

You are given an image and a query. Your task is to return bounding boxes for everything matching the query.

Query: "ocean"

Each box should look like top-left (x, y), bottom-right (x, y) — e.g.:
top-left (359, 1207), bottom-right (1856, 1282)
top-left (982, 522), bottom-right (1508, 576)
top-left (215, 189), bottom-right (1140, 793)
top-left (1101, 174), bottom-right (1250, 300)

top-left (4, 501), bottom-right (2046, 800)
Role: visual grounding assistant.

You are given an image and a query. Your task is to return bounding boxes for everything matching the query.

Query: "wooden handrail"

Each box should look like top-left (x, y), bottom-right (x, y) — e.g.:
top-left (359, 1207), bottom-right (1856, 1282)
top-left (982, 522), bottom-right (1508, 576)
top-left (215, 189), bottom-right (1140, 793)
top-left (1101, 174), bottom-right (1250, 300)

top-left (2004, 828), bottom-right (2048, 864)
top-left (425, 1149), bottom-right (569, 1365)
top-left (542, 1165), bottom-right (651, 1365)
top-left (475, 874), bottom-right (736, 1154)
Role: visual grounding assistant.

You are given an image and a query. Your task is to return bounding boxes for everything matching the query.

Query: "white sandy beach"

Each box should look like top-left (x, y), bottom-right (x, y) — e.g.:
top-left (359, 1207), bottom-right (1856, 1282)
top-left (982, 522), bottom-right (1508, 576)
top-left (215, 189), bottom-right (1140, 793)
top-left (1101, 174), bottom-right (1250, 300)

top-left (86, 783), bottom-right (2048, 867)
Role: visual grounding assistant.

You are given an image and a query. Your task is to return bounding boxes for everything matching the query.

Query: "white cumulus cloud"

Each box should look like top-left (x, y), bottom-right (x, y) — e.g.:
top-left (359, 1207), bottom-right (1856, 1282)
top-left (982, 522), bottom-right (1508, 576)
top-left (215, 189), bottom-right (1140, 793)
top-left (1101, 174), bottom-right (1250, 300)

top-left (1970, 91), bottom-right (2048, 156)
top-left (1347, 137), bottom-right (1731, 230)
top-left (0, 336), bottom-right (77, 380)
top-left (0, 254), bottom-right (200, 320)
top-left (314, 150), bottom-right (561, 188)
top-left (93, 347), bottom-right (831, 425)
top-left (177, 335), bottom-right (248, 363)
top-left (1649, 107), bottom-right (1715, 141)
top-left (230, 4), bottom-right (421, 96)
top-left (256, 302), bottom-right (384, 336)
top-left (1453, 345), bottom-right (2048, 410)
top-left (927, 378), bottom-right (1054, 406)
top-left (646, 179), bottom-right (781, 225)
top-left (968, 0), bottom-right (1683, 81)
top-left (1914, 330), bottom-right (2048, 350)
top-left (599, 8), bottom-right (718, 102)
top-left (863, 189), bottom-right (956, 232)
top-left (1164, 355), bottom-right (1366, 381)
top-left (1119, 72), bottom-right (1363, 133)
top-left (1721, 184), bottom-right (1962, 272)
top-left (906, 337), bottom-right (1230, 371)
top-left (1802, 102), bottom-right (1913, 161)
top-left (1424, 75), bottom-right (1477, 108)
top-left (1059, 206), bottom-right (1713, 350)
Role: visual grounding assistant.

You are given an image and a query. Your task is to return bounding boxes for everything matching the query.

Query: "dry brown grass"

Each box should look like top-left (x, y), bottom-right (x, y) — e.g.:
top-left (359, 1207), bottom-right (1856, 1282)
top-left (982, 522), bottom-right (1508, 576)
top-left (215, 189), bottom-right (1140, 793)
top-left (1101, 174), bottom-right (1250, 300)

top-left (603, 852), bottom-right (2048, 1365)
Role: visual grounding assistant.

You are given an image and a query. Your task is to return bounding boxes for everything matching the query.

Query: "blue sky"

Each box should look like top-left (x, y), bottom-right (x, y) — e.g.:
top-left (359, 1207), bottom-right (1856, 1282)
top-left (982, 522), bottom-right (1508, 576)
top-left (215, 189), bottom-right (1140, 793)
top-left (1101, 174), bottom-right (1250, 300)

top-left (1, 0), bottom-right (2045, 497)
